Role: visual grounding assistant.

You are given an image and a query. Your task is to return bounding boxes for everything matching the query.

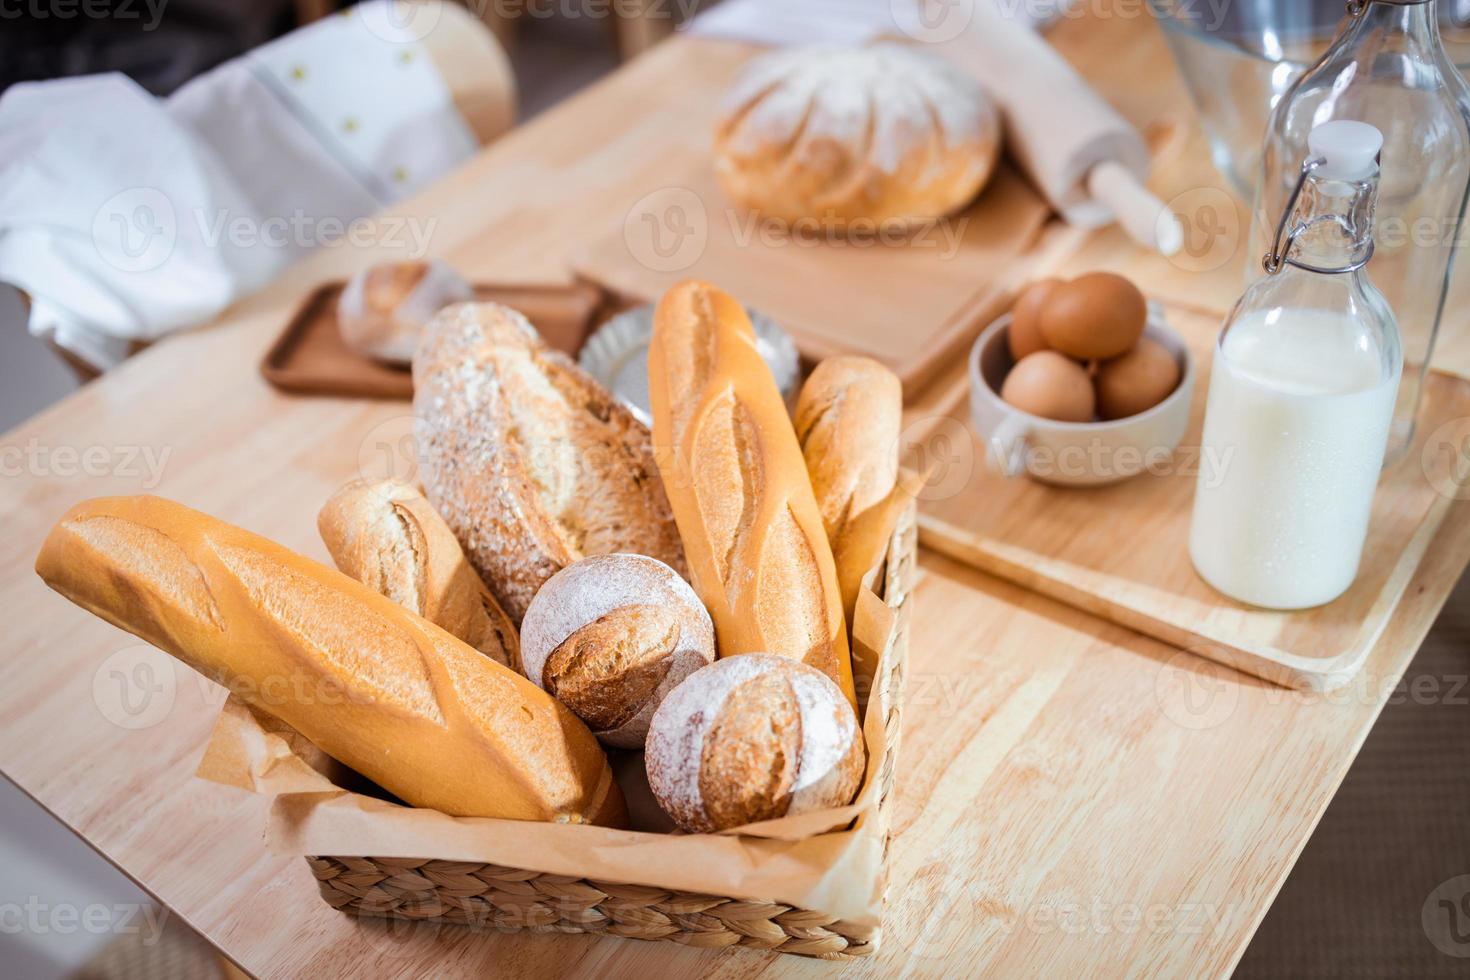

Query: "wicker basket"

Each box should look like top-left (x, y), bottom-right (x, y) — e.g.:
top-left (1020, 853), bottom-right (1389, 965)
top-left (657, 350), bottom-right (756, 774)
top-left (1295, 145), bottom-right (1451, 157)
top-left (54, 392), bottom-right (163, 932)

top-left (302, 505), bottom-right (916, 960)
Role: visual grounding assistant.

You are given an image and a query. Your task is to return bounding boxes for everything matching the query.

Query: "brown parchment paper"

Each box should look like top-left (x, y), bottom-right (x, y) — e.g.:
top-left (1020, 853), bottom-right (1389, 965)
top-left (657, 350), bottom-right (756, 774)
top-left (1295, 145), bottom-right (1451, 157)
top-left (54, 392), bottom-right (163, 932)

top-left (195, 507), bottom-right (914, 926)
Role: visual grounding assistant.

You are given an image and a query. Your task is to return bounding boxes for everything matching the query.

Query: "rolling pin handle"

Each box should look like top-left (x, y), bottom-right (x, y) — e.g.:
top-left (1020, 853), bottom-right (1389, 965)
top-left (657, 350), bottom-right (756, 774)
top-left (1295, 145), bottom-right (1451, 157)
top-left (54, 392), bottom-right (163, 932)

top-left (1085, 161), bottom-right (1183, 258)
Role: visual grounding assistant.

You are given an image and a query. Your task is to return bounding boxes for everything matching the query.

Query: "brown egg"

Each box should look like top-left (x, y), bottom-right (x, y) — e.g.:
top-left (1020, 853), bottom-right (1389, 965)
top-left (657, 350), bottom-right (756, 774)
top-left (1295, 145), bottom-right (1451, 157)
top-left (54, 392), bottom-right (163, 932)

top-left (1008, 278), bottom-right (1060, 361)
top-left (1038, 272), bottom-right (1147, 360)
top-left (1000, 351), bottom-right (1095, 422)
top-left (1095, 337), bottom-right (1181, 420)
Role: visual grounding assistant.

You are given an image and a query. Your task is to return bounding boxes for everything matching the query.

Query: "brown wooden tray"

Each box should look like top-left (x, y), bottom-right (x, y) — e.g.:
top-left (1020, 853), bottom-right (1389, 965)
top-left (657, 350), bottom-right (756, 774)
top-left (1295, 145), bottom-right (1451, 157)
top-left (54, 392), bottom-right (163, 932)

top-left (261, 281), bottom-right (606, 400)
top-left (915, 301), bottom-right (1470, 692)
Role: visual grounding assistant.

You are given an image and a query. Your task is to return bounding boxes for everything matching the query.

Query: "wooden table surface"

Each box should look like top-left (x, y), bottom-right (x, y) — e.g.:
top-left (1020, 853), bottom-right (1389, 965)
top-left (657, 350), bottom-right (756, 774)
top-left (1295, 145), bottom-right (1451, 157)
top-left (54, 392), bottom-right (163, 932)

top-left (4, 14), bottom-right (1470, 980)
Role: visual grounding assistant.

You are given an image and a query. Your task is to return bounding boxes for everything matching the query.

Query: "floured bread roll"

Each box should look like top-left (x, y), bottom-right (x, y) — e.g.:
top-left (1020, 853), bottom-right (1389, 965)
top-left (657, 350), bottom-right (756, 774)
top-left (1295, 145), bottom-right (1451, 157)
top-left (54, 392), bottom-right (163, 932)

top-left (338, 259), bottom-right (474, 364)
top-left (520, 554), bottom-right (715, 748)
top-left (714, 43), bottom-right (1001, 230)
top-left (645, 654), bottom-right (865, 833)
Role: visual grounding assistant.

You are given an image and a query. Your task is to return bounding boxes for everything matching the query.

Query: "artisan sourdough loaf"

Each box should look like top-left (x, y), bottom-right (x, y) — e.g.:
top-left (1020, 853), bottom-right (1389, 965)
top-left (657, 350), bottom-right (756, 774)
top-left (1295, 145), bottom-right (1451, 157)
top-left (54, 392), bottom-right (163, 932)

top-left (520, 554), bottom-right (715, 748)
top-left (413, 301), bottom-right (685, 624)
top-left (318, 478), bottom-right (518, 670)
top-left (793, 356), bottom-right (908, 625)
top-left (647, 280), bottom-right (856, 709)
top-left (34, 495), bottom-right (625, 825)
top-left (714, 42), bottom-right (1001, 229)
top-left (644, 654), bottom-right (864, 833)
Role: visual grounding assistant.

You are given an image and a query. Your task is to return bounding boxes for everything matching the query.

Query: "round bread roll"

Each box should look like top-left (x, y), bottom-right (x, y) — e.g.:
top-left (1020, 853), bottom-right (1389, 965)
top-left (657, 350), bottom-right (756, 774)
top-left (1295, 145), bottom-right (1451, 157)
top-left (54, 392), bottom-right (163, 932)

top-left (645, 654), bottom-right (865, 833)
top-left (714, 43), bottom-right (1001, 230)
top-left (521, 554), bottom-right (715, 748)
top-left (339, 259), bottom-right (474, 364)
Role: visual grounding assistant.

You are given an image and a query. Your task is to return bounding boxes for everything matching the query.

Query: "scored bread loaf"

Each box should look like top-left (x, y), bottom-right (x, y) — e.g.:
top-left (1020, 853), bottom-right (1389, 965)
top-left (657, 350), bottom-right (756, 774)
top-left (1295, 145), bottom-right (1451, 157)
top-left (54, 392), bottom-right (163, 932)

top-left (318, 478), bottom-right (518, 670)
top-left (520, 554), bottom-right (715, 748)
top-left (713, 43), bottom-right (1001, 229)
top-left (34, 495), bottom-right (625, 825)
top-left (644, 654), bottom-right (864, 833)
top-left (647, 280), bottom-right (856, 710)
top-left (793, 356), bottom-right (907, 625)
top-left (414, 302), bottom-right (686, 625)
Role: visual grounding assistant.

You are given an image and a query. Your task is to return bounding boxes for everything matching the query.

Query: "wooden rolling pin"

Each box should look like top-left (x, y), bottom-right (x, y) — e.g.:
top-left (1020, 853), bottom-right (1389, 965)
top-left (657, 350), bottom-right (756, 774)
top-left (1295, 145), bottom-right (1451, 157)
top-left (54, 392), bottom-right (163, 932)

top-left (917, 1), bottom-right (1182, 255)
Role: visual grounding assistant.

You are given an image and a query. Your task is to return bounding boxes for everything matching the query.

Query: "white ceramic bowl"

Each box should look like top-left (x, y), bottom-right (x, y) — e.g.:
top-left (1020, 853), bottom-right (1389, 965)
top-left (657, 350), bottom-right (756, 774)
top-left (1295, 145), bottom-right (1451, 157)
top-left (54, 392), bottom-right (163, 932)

top-left (969, 310), bottom-right (1195, 487)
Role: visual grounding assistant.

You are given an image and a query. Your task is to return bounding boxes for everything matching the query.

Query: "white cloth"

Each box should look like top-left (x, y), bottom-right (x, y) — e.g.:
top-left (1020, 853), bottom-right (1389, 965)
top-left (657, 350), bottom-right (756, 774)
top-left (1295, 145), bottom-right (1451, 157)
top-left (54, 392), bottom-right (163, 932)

top-left (686, 0), bottom-right (1067, 46)
top-left (0, 1), bottom-right (477, 370)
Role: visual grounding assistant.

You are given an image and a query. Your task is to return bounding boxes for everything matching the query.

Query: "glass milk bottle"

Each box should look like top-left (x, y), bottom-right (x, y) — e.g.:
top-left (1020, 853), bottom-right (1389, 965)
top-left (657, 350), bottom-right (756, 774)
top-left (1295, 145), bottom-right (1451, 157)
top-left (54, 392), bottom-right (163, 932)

top-left (1192, 121), bottom-right (1402, 610)
top-left (1249, 0), bottom-right (1470, 462)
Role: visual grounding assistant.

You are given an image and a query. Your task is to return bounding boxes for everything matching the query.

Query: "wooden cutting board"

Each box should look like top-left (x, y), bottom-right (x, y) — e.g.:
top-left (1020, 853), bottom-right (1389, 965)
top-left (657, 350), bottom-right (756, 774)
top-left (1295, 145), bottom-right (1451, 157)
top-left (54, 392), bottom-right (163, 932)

top-left (572, 153), bottom-right (1052, 396)
top-left (915, 302), bottom-right (1470, 691)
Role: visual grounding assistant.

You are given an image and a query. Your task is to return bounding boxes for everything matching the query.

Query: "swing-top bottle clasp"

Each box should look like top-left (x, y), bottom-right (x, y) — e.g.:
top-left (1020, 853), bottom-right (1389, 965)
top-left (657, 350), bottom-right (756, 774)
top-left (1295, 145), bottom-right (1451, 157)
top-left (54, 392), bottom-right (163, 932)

top-left (1262, 119), bottom-right (1383, 276)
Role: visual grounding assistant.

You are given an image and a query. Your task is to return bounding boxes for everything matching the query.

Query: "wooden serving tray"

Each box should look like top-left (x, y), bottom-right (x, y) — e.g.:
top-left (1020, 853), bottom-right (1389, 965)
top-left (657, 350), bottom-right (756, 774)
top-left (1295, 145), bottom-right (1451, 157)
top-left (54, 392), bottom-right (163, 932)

top-left (261, 281), bottom-right (605, 400)
top-left (916, 302), bottom-right (1470, 691)
top-left (572, 155), bottom-right (1052, 397)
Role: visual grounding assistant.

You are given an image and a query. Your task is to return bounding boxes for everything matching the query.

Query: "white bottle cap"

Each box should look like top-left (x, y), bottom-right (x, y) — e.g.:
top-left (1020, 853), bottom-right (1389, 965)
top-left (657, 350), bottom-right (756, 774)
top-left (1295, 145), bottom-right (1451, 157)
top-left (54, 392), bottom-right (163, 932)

top-left (1307, 120), bottom-right (1383, 181)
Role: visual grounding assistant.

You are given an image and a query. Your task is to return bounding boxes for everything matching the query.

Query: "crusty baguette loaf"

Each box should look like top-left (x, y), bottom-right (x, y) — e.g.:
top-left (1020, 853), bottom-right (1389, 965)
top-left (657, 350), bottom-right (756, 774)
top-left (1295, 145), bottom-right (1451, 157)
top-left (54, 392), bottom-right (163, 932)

top-left (793, 356), bottom-right (904, 625)
top-left (34, 495), bottom-right (625, 825)
top-left (318, 478), bottom-right (518, 671)
top-left (413, 302), bottom-right (685, 624)
top-left (647, 280), bottom-right (856, 710)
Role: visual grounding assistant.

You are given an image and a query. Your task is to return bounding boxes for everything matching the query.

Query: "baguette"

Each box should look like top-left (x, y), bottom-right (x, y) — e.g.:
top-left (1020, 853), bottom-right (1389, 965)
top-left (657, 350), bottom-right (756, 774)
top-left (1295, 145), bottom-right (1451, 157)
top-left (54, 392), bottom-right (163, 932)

top-left (317, 478), bottom-right (518, 671)
top-left (413, 302), bottom-right (685, 624)
top-left (34, 495), bottom-right (625, 825)
top-left (793, 356), bottom-right (904, 625)
top-left (647, 280), bottom-right (856, 710)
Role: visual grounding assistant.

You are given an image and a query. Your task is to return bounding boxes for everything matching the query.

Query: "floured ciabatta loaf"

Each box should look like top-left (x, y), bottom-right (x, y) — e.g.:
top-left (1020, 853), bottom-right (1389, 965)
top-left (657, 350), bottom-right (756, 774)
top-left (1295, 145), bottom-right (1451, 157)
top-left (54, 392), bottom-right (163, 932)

top-left (413, 302), bottom-right (686, 624)
top-left (645, 654), bottom-right (865, 833)
top-left (713, 42), bottom-right (1001, 229)
top-left (520, 554), bottom-right (715, 748)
